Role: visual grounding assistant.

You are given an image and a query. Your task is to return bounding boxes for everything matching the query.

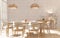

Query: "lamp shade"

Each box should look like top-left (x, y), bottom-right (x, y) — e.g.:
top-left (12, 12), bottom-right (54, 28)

top-left (8, 4), bottom-right (17, 9)
top-left (31, 3), bottom-right (39, 9)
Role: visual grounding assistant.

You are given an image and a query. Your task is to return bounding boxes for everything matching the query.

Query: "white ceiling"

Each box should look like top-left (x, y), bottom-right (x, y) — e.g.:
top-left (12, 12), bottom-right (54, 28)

top-left (7, 0), bottom-right (60, 26)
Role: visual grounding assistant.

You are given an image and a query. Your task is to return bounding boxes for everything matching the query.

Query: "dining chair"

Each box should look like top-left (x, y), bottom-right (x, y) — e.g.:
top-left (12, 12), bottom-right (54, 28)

top-left (12, 22), bottom-right (26, 37)
top-left (26, 22), bottom-right (39, 38)
top-left (6, 22), bottom-right (13, 36)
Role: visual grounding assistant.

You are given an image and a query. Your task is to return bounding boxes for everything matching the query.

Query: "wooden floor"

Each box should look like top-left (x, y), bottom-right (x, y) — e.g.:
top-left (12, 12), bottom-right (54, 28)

top-left (0, 26), bottom-right (60, 38)
top-left (26, 34), bottom-right (60, 38)
top-left (8, 34), bottom-right (60, 38)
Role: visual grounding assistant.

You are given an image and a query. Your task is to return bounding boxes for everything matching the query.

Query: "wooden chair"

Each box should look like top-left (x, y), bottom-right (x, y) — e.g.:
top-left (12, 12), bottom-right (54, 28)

top-left (27, 22), bottom-right (39, 38)
top-left (43, 17), bottom-right (57, 34)
top-left (36, 19), bottom-right (45, 34)
top-left (46, 16), bottom-right (57, 29)
top-left (12, 22), bottom-right (26, 37)
top-left (37, 19), bottom-right (50, 34)
top-left (6, 22), bottom-right (13, 36)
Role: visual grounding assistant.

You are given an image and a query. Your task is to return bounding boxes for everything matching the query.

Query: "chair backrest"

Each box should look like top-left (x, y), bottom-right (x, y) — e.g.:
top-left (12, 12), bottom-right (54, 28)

top-left (13, 22), bottom-right (26, 31)
top-left (6, 22), bottom-right (13, 29)
top-left (31, 22), bottom-right (40, 30)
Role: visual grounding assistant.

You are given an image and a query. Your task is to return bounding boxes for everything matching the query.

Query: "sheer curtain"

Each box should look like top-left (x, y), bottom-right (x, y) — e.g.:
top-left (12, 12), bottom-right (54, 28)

top-left (1, 0), bottom-right (7, 22)
top-left (0, 0), bottom-right (7, 32)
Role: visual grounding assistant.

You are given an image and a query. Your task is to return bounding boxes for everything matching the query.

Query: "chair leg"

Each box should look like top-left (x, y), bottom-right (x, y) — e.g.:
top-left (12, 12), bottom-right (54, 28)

top-left (38, 32), bottom-right (40, 38)
top-left (47, 26), bottom-right (50, 34)
top-left (6, 28), bottom-right (9, 36)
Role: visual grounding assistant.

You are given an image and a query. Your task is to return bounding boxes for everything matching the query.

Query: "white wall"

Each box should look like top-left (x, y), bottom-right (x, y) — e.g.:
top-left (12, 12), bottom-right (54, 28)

top-left (7, 0), bottom-right (60, 26)
top-left (7, 0), bottom-right (59, 21)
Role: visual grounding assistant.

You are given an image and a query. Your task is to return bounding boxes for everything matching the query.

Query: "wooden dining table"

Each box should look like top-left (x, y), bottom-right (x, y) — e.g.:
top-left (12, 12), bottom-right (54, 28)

top-left (6, 20), bottom-right (47, 37)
